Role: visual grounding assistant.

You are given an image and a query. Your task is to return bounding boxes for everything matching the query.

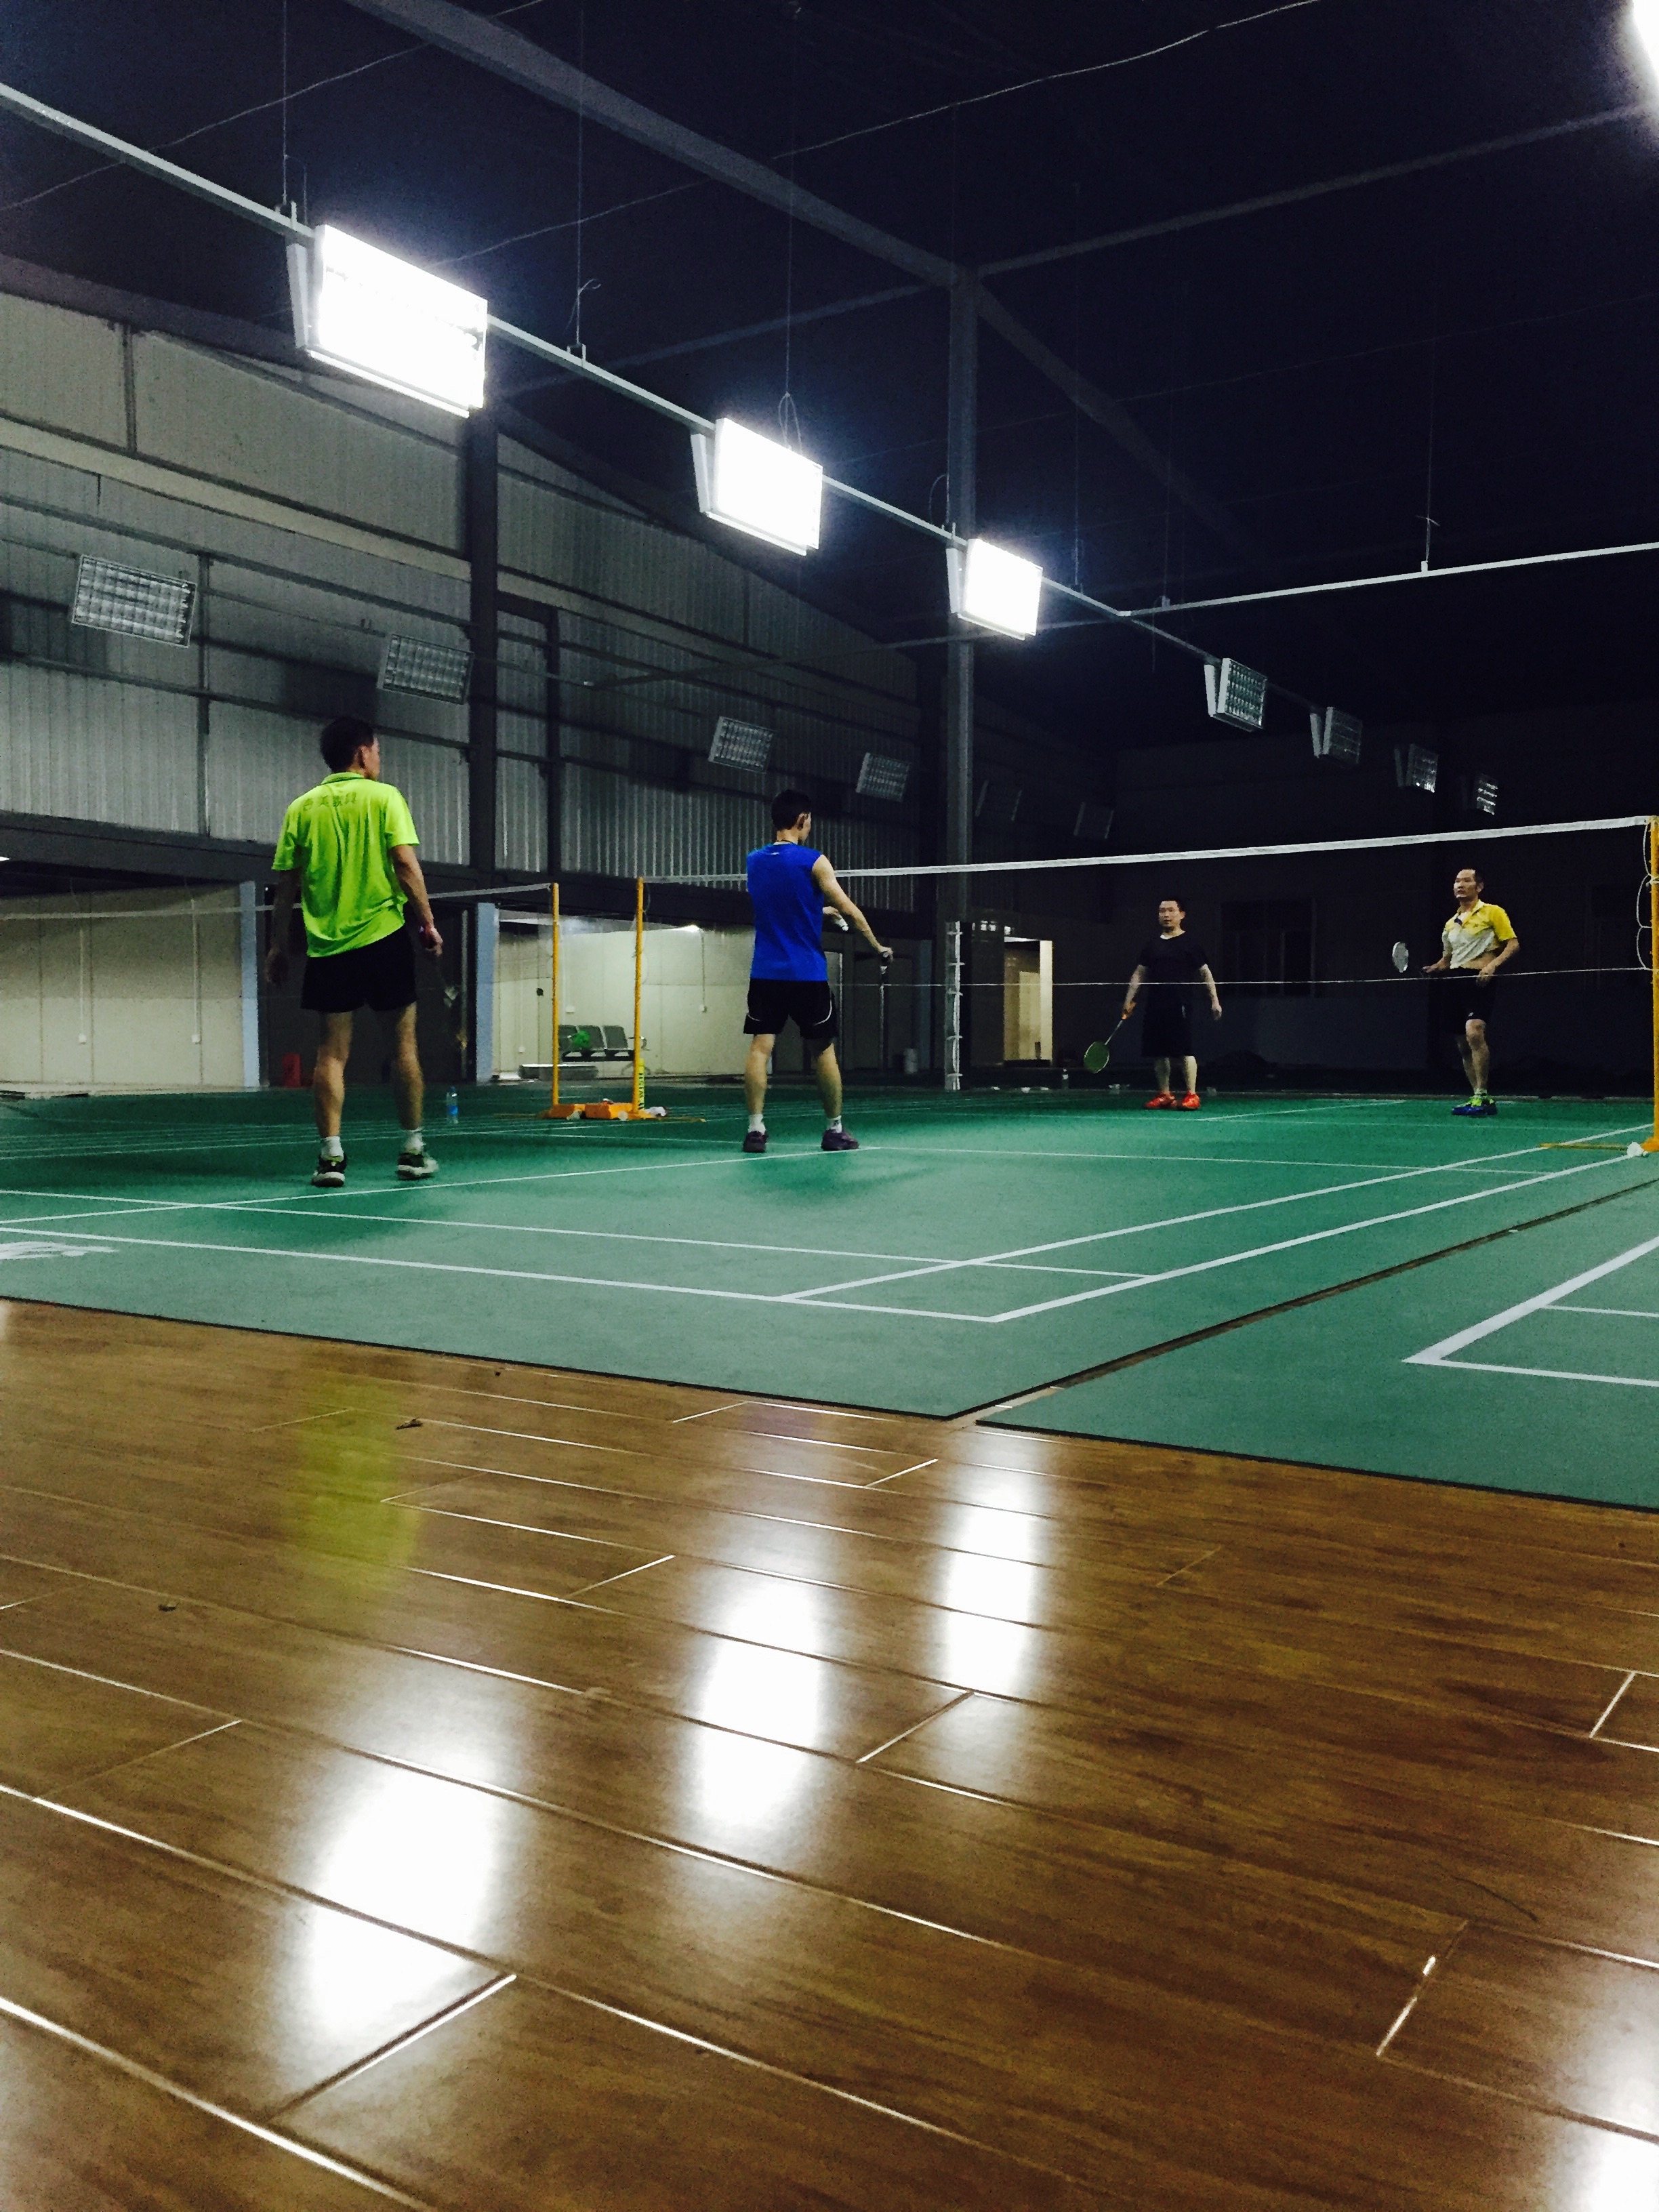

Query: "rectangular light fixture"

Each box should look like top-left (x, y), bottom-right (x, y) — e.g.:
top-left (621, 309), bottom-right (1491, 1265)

top-left (975, 779), bottom-right (1023, 827)
top-left (70, 554), bottom-right (195, 646)
top-left (380, 634), bottom-right (472, 701)
top-left (856, 752), bottom-right (911, 802)
top-left (1073, 800), bottom-right (1113, 843)
top-left (691, 418), bottom-right (823, 555)
top-left (1636, 0), bottom-right (1659, 73)
top-left (288, 224), bottom-right (488, 417)
top-left (1310, 706), bottom-right (1363, 764)
top-left (946, 538), bottom-right (1044, 639)
top-left (1204, 659), bottom-right (1267, 731)
top-left (1472, 774), bottom-right (1498, 817)
top-left (1395, 743), bottom-right (1439, 794)
top-left (708, 716), bottom-right (773, 771)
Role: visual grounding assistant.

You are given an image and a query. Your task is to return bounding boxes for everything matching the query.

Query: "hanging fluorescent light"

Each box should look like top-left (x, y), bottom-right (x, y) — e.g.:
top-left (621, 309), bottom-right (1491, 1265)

top-left (1395, 743), bottom-right (1439, 794)
top-left (70, 554), bottom-right (195, 646)
top-left (1635, 0), bottom-right (1659, 75)
top-left (856, 752), bottom-right (911, 802)
top-left (708, 716), bottom-right (773, 770)
top-left (1310, 707), bottom-right (1363, 764)
top-left (945, 538), bottom-right (1044, 639)
top-left (380, 634), bottom-right (472, 701)
top-left (1073, 800), bottom-right (1113, 843)
top-left (1204, 659), bottom-right (1267, 731)
top-left (288, 225), bottom-right (488, 417)
top-left (691, 418), bottom-right (823, 554)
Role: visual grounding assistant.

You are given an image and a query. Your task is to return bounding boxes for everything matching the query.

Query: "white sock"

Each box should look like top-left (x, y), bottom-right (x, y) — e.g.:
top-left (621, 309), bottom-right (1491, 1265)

top-left (826, 1115), bottom-right (843, 1133)
top-left (747, 1112), bottom-right (765, 1134)
top-left (403, 1129), bottom-right (425, 1153)
top-left (321, 1135), bottom-right (344, 1160)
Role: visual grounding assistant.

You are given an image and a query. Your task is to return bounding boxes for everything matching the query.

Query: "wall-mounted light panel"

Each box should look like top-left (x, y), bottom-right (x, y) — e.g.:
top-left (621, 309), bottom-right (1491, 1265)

top-left (1073, 800), bottom-right (1114, 843)
top-left (691, 418), bottom-right (823, 555)
top-left (70, 554), bottom-right (195, 646)
top-left (1395, 743), bottom-right (1439, 794)
top-left (708, 716), bottom-right (774, 771)
top-left (1310, 707), bottom-right (1363, 764)
top-left (289, 225), bottom-right (488, 417)
top-left (1472, 775), bottom-right (1498, 817)
top-left (945, 538), bottom-right (1044, 639)
top-left (380, 634), bottom-right (472, 701)
top-left (1204, 658), bottom-right (1267, 731)
top-left (856, 752), bottom-right (911, 802)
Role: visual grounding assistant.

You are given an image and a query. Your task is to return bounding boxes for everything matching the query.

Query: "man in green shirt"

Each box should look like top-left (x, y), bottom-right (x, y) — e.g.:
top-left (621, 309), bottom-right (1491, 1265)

top-left (266, 716), bottom-right (443, 1188)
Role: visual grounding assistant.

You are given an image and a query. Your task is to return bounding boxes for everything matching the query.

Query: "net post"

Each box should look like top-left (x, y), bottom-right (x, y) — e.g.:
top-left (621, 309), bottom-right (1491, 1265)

top-left (550, 881), bottom-right (560, 1112)
top-left (632, 876), bottom-right (645, 1115)
top-left (944, 918), bottom-right (963, 1094)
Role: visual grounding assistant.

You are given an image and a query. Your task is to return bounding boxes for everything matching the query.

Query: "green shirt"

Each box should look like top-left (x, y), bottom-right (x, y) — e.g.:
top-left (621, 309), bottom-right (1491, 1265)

top-left (272, 773), bottom-right (419, 958)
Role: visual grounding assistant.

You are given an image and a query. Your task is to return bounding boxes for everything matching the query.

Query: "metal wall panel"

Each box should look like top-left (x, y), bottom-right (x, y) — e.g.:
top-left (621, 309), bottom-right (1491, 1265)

top-left (497, 754), bottom-right (546, 875)
top-left (207, 701), bottom-right (467, 863)
top-left (0, 293), bottom-right (128, 448)
top-left (132, 335), bottom-right (463, 552)
top-left (0, 662), bottom-right (197, 830)
top-left (500, 472), bottom-right (746, 642)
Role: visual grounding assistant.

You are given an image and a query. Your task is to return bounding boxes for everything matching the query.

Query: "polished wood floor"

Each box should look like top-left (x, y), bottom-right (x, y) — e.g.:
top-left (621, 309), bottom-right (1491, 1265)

top-left (2, 1301), bottom-right (1658, 2207)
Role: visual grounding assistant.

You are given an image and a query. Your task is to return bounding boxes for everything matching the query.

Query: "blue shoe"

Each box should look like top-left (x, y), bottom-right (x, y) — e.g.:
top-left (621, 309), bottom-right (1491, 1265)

top-left (742, 1128), bottom-right (767, 1153)
top-left (1452, 1097), bottom-right (1497, 1117)
top-left (821, 1128), bottom-right (859, 1151)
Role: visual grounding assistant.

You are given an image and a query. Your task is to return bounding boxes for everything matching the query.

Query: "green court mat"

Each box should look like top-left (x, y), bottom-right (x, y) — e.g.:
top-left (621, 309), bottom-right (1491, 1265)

top-left (986, 1176), bottom-right (1659, 1507)
top-left (0, 1088), bottom-right (1651, 1420)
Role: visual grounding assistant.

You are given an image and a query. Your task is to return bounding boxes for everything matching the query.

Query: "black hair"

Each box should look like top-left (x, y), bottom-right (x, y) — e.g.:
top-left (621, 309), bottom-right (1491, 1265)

top-left (1457, 867), bottom-right (1484, 885)
top-left (771, 787), bottom-right (813, 831)
top-left (1157, 895), bottom-right (1186, 910)
top-left (320, 715), bottom-right (376, 773)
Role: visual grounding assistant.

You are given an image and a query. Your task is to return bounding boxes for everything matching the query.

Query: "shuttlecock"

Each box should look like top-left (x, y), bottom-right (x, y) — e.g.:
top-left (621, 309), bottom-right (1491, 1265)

top-left (1629, 1141), bottom-right (1645, 1158)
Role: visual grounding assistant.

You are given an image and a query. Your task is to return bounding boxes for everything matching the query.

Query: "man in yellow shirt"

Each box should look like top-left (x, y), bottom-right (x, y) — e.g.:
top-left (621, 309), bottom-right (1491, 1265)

top-left (266, 716), bottom-right (444, 1187)
top-left (1422, 866), bottom-right (1519, 1118)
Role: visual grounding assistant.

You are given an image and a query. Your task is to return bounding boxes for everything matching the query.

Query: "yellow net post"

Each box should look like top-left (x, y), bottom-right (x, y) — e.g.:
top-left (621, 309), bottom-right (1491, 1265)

top-left (1646, 819), bottom-right (1659, 1153)
top-left (632, 875), bottom-right (646, 1115)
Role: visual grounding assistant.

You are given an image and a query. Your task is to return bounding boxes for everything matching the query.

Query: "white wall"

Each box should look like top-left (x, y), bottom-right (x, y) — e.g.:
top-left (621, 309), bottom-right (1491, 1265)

top-left (0, 887), bottom-right (251, 1090)
top-left (493, 921), bottom-right (754, 1078)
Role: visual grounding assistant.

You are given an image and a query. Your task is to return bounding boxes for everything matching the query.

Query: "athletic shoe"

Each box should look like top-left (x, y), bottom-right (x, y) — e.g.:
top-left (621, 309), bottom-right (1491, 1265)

top-left (821, 1128), bottom-right (859, 1151)
top-left (396, 1147), bottom-right (438, 1180)
top-left (742, 1129), bottom-right (767, 1153)
top-left (1178, 1092), bottom-right (1202, 1110)
top-left (1451, 1098), bottom-right (1497, 1118)
top-left (311, 1153), bottom-right (346, 1189)
top-left (1145, 1092), bottom-right (1176, 1109)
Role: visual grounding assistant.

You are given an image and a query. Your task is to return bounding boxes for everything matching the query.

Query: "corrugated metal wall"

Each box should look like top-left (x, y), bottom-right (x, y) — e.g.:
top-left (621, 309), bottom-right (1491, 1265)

top-left (0, 283), bottom-right (1003, 899)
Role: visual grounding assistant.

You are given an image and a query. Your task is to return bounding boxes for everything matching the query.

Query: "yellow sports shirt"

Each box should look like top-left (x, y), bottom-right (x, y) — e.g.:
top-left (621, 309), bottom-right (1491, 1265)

top-left (1442, 900), bottom-right (1515, 970)
top-left (273, 772), bottom-right (419, 958)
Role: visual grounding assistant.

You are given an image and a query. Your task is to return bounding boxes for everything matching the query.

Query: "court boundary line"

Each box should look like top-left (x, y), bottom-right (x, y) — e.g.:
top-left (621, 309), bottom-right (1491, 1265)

top-left (965, 1176), bottom-right (1659, 1418)
top-left (1406, 1226), bottom-right (1659, 1391)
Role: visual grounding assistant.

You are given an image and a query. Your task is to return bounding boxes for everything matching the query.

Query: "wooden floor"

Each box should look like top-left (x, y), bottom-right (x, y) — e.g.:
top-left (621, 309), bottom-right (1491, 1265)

top-left (3, 1305), bottom-right (1659, 2207)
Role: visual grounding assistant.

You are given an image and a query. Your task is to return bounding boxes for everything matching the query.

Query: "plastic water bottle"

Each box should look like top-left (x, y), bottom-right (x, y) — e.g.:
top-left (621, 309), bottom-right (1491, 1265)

top-left (445, 1086), bottom-right (459, 1122)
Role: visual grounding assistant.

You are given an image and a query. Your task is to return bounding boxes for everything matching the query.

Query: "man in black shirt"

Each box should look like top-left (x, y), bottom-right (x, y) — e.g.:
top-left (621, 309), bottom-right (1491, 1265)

top-left (1122, 898), bottom-right (1223, 1109)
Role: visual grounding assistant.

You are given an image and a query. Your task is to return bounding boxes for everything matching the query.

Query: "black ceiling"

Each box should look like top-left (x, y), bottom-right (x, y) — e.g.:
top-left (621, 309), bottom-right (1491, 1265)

top-left (4, 0), bottom-right (1658, 767)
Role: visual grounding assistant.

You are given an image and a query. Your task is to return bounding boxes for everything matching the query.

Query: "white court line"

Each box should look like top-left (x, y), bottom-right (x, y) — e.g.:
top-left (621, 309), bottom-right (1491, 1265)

top-left (1406, 1228), bottom-right (1659, 1374)
top-left (1554, 1305), bottom-right (1659, 1320)
top-left (1408, 1358), bottom-right (1659, 1391)
top-left (777, 1130), bottom-right (1643, 1305)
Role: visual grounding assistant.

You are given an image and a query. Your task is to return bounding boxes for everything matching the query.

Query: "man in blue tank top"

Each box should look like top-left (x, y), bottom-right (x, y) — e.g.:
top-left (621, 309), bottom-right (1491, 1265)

top-left (743, 789), bottom-right (891, 1153)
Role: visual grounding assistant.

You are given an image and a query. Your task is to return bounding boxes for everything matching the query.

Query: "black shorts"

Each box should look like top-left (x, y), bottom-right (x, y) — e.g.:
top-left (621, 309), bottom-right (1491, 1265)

top-left (1141, 993), bottom-right (1194, 1057)
top-left (302, 926), bottom-right (417, 1015)
top-left (1436, 972), bottom-right (1499, 1034)
top-left (745, 978), bottom-right (838, 1044)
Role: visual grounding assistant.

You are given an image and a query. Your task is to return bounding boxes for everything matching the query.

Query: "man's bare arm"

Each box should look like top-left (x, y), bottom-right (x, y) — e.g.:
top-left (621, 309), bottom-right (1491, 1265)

top-left (1121, 963), bottom-right (1147, 1017)
top-left (811, 855), bottom-right (889, 960)
top-left (390, 845), bottom-right (443, 956)
top-left (265, 865), bottom-right (301, 986)
top-left (1480, 935), bottom-right (1519, 979)
top-left (1197, 962), bottom-right (1224, 1017)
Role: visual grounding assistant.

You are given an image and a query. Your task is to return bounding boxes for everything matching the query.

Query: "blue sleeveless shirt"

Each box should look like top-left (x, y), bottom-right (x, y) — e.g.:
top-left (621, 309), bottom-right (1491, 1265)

top-left (746, 842), bottom-right (827, 982)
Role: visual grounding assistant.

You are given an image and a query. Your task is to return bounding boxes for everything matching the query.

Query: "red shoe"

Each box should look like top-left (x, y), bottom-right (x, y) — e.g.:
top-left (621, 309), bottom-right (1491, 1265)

top-left (1145, 1092), bottom-right (1176, 1108)
top-left (1178, 1092), bottom-right (1202, 1110)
